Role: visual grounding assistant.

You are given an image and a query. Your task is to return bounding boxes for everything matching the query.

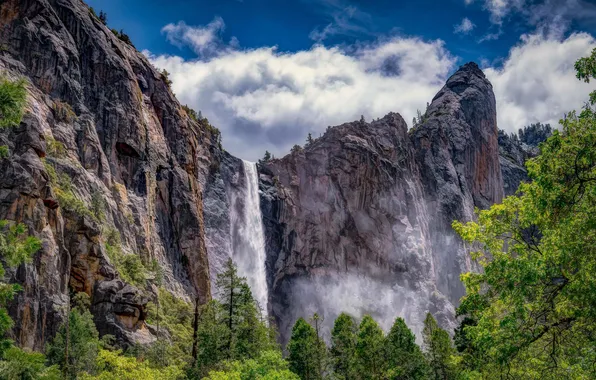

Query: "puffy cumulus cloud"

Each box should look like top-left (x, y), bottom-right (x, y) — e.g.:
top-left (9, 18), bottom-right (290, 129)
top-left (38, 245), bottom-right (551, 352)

top-left (485, 32), bottom-right (596, 134)
top-left (454, 17), bottom-right (476, 34)
top-left (147, 37), bottom-right (455, 161)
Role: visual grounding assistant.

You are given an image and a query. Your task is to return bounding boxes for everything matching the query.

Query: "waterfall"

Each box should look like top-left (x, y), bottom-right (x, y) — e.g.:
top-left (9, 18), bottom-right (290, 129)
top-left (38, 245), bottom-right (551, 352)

top-left (230, 160), bottom-right (269, 318)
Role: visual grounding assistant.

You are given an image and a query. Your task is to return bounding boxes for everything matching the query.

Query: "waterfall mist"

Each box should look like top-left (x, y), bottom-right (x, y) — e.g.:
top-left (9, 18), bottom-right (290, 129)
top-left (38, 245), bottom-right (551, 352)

top-left (229, 161), bottom-right (270, 317)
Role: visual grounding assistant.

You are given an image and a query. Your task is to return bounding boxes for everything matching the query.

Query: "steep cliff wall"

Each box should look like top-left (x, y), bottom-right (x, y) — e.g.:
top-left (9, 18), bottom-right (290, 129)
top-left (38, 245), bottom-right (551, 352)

top-left (260, 62), bottom-right (504, 341)
top-left (0, 0), bottom-right (215, 349)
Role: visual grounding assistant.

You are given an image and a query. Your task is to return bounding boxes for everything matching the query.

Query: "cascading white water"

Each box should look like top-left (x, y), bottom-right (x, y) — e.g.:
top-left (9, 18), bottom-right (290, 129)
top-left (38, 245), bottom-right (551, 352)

top-left (230, 160), bottom-right (269, 318)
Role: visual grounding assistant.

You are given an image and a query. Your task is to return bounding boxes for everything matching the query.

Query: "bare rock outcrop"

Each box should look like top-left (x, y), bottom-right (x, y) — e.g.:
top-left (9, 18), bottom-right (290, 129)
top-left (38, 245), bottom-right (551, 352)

top-left (259, 62), bottom-right (504, 341)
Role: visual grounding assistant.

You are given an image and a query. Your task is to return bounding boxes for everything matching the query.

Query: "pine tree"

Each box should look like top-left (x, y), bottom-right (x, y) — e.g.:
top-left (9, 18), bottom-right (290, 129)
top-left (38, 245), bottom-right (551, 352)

top-left (331, 313), bottom-right (357, 379)
top-left (216, 259), bottom-right (248, 356)
top-left (212, 259), bottom-right (275, 363)
top-left (422, 313), bottom-right (454, 380)
top-left (46, 295), bottom-right (101, 378)
top-left (263, 151), bottom-right (272, 162)
top-left (386, 317), bottom-right (429, 379)
top-left (310, 313), bottom-right (328, 378)
top-left (98, 11), bottom-right (107, 25)
top-left (416, 109), bottom-right (423, 125)
top-left (306, 133), bottom-right (313, 146)
top-left (288, 318), bottom-right (320, 380)
top-left (355, 315), bottom-right (386, 379)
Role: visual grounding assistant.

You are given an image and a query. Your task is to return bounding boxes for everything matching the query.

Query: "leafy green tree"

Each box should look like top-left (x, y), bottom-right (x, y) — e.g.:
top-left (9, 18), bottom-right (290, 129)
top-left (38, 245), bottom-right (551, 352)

top-left (79, 349), bottom-right (184, 380)
top-left (355, 315), bottom-right (386, 379)
top-left (575, 47), bottom-right (596, 104)
top-left (385, 317), bottom-right (428, 379)
top-left (422, 313), bottom-right (454, 380)
top-left (204, 350), bottom-right (299, 380)
top-left (330, 312), bottom-right (357, 379)
top-left (0, 75), bottom-right (27, 127)
top-left (0, 346), bottom-right (61, 380)
top-left (450, 50), bottom-right (596, 379)
top-left (146, 287), bottom-right (194, 368)
top-left (46, 296), bottom-right (101, 378)
top-left (287, 317), bottom-right (320, 380)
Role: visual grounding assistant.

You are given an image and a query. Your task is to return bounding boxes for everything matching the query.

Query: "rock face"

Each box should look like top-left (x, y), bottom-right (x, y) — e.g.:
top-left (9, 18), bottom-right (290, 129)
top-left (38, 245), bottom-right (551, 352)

top-left (0, 0), bottom-right (214, 349)
top-left (498, 125), bottom-right (552, 196)
top-left (260, 62), bottom-right (504, 342)
top-left (0, 0), bottom-right (543, 351)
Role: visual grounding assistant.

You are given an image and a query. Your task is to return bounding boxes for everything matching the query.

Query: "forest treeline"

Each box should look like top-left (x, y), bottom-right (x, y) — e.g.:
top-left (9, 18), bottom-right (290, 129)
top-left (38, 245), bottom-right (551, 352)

top-left (1, 44), bottom-right (596, 379)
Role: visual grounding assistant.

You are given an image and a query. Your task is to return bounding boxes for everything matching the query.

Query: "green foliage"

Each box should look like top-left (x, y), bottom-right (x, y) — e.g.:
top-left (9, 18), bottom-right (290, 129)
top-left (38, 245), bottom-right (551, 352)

top-left (146, 288), bottom-right (194, 367)
top-left (90, 190), bottom-right (107, 222)
top-left (111, 29), bottom-right (133, 46)
top-left (79, 349), bottom-right (184, 380)
top-left (0, 75), bottom-right (27, 128)
top-left (355, 315), bottom-right (386, 380)
top-left (574, 47), bottom-right (596, 104)
top-left (52, 101), bottom-right (76, 123)
top-left (287, 317), bottom-right (321, 380)
top-left (44, 160), bottom-right (95, 219)
top-left (45, 135), bottom-right (67, 158)
top-left (46, 301), bottom-right (102, 378)
top-left (161, 70), bottom-right (173, 88)
top-left (215, 259), bottom-right (276, 361)
top-left (290, 144), bottom-right (302, 153)
top-left (330, 312), bottom-right (357, 379)
top-left (449, 51), bottom-right (596, 379)
top-left (204, 350), bottom-right (299, 380)
top-left (182, 105), bottom-right (199, 122)
top-left (385, 317), bottom-right (428, 380)
top-left (0, 221), bottom-right (41, 354)
top-left (0, 221), bottom-right (42, 268)
top-left (0, 145), bottom-right (8, 159)
top-left (0, 346), bottom-right (61, 380)
top-left (103, 229), bottom-right (148, 287)
top-left (422, 313), bottom-right (455, 380)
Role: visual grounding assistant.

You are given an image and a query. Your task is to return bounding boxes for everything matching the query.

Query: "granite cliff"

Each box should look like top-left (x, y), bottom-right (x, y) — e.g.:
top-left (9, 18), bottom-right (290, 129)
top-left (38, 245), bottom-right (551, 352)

top-left (0, 0), bottom-right (216, 349)
top-left (0, 0), bottom-right (543, 350)
top-left (258, 63), bottom-right (504, 341)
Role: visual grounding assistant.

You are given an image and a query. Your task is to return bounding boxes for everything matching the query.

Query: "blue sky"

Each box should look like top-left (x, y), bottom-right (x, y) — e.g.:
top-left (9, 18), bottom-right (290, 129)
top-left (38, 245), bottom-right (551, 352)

top-left (87, 0), bottom-right (589, 67)
top-left (87, 0), bottom-right (596, 160)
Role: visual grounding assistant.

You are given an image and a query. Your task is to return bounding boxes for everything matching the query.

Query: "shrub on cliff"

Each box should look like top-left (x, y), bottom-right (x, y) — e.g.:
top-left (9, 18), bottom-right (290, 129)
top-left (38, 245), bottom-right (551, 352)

top-left (0, 75), bottom-right (27, 128)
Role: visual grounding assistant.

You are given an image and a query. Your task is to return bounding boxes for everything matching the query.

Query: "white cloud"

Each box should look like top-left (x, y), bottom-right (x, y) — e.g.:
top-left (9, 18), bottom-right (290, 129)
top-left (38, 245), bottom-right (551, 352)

top-left (465, 0), bottom-right (474, 4)
top-left (161, 17), bottom-right (229, 57)
top-left (454, 17), bottom-right (476, 34)
top-left (148, 17), bottom-right (596, 162)
top-left (485, 32), bottom-right (596, 134)
top-left (147, 34), bottom-right (455, 161)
